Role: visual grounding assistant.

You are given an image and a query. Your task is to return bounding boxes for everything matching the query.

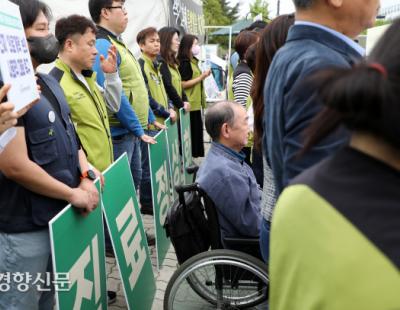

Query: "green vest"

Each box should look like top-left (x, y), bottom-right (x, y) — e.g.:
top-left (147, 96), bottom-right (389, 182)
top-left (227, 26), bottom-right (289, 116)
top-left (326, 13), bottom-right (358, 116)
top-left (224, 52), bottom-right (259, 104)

top-left (109, 37), bottom-right (149, 129)
top-left (184, 57), bottom-right (206, 111)
top-left (271, 185), bottom-right (400, 310)
top-left (169, 64), bottom-right (184, 98)
top-left (54, 59), bottom-right (113, 172)
top-left (227, 63), bottom-right (235, 101)
top-left (140, 54), bottom-right (169, 124)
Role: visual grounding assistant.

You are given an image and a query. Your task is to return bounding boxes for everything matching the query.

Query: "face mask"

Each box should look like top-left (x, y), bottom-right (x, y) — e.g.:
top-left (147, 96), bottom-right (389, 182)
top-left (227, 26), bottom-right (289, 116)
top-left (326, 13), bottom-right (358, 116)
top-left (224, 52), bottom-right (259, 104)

top-left (191, 45), bottom-right (200, 56)
top-left (27, 34), bottom-right (60, 64)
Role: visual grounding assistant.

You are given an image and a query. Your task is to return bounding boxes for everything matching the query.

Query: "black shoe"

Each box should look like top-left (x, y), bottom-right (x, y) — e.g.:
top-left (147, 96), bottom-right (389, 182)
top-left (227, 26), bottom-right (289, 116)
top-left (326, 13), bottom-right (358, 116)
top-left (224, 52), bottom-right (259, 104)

top-left (146, 232), bottom-right (155, 246)
top-left (107, 290), bottom-right (117, 305)
top-left (140, 204), bottom-right (154, 215)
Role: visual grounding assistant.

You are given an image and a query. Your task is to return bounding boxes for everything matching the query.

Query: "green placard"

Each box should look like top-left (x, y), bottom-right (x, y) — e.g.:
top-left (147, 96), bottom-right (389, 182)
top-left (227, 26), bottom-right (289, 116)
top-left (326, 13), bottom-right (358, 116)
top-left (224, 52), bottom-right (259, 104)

top-left (179, 108), bottom-right (194, 184)
top-left (102, 154), bottom-right (156, 310)
top-left (49, 181), bottom-right (107, 310)
top-left (165, 117), bottom-right (183, 201)
top-left (148, 130), bottom-right (172, 269)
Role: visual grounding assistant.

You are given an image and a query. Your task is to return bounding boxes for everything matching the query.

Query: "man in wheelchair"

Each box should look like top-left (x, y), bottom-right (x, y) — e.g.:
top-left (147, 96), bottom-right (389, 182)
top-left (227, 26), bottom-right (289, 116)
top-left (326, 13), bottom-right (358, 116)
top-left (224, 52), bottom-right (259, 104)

top-left (196, 101), bottom-right (262, 251)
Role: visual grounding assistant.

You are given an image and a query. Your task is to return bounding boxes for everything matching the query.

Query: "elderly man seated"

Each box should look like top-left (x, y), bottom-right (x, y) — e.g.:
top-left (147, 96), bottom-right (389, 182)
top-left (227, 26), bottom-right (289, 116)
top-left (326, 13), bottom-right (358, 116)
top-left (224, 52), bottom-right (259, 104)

top-left (196, 101), bottom-right (262, 248)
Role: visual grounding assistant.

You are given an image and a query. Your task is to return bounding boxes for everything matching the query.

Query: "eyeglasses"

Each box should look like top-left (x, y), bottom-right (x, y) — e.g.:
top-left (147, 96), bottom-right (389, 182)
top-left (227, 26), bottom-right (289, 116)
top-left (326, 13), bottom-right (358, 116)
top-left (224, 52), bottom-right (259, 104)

top-left (106, 5), bottom-right (126, 12)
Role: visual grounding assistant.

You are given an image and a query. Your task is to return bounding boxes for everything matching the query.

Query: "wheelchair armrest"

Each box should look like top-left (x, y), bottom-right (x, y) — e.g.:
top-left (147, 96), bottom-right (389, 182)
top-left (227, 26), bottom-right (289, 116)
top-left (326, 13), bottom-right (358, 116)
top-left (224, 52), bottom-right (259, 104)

top-left (186, 165), bottom-right (199, 175)
top-left (175, 183), bottom-right (199, 194)
top-left (223, 237), bottom-right (260, 247)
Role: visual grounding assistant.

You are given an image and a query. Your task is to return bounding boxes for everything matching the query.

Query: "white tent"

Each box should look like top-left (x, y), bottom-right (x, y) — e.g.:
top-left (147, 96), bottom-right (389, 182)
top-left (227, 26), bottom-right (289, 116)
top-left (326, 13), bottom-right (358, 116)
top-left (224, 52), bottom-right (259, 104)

top-left (42, 0), bottom-right (170, 56)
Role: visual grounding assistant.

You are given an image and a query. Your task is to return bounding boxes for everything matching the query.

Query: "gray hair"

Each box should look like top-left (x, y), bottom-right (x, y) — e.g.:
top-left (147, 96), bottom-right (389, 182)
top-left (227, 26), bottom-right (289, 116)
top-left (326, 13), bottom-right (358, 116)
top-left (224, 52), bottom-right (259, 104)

top-left (205, 101), bottom-right (240, 141)
top-left (292, 0), bottom-right (314, 9)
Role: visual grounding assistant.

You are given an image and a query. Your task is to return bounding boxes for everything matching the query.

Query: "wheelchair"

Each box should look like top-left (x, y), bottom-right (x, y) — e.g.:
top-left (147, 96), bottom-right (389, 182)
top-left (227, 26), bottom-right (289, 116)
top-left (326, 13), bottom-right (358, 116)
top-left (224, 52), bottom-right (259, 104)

top-left (164, 175), bottom-right (268, 310)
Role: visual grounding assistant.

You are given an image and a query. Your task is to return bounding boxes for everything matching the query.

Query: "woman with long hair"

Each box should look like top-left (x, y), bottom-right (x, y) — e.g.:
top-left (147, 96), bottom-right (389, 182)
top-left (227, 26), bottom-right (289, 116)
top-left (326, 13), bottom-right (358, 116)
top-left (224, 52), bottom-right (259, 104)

top-left (270, 19), bottom-right (400, 310)
top-left (158, 27), bottom-right (190, 113)
top-left (178, 34), bottom-right (211, 158)
top-left (250, 14), bottom-right (295, 262)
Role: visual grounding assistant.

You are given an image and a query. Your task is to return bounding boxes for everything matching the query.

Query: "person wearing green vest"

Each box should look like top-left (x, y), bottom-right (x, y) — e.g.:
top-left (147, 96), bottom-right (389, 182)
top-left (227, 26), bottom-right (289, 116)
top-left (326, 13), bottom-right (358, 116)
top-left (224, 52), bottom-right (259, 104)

top-left (137, 27), bottom-right (177, 125)
top-left (178, 34), bottom-right (211, 158)
top-left (51, 15), bottom-right (122, 304)
top-left (88, 0), bottom-right (161, 200)
top-left (136, 26), bottom-right (177, 214)
top-left (51, 15), bottom-right (119, 173)
top-left (158, 27), bottom-right (191, 115)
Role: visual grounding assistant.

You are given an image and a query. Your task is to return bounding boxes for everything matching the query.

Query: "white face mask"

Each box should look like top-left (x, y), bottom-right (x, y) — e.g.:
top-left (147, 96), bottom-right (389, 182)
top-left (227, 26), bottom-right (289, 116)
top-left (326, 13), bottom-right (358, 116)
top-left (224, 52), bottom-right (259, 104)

top-left (191, 45), bottom-right (200, 56)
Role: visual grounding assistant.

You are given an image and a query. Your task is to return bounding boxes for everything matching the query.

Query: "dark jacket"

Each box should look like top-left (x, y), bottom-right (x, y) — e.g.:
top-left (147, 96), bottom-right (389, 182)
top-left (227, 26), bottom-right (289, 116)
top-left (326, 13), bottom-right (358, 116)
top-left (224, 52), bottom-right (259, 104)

top-left (263, 24), bottom-right (362, 195)
top-left (196, 142), bottom-right (262, 247)
top-left (0, 73), bottom-right (81, 233)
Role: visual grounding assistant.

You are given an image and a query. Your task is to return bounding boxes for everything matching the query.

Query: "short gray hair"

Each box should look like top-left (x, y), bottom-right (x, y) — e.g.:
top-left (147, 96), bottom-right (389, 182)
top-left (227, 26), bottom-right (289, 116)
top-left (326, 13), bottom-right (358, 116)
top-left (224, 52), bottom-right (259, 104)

top-left (205, 101), bottom-right (239, 141)
top-left (292, 0), bottom-right (314, 9)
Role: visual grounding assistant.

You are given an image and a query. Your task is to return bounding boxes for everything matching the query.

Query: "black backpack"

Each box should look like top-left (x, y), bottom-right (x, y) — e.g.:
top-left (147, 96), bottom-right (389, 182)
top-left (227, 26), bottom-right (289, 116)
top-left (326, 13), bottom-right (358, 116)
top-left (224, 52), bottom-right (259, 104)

top-left (164, 188), bottom-right (211, 264)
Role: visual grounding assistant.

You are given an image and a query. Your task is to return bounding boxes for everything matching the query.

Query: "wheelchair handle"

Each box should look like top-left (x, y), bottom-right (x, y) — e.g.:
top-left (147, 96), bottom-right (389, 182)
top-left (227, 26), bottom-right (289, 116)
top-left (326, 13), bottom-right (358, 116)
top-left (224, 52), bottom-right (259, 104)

top-left (175, 183), bottom-right (199, 194)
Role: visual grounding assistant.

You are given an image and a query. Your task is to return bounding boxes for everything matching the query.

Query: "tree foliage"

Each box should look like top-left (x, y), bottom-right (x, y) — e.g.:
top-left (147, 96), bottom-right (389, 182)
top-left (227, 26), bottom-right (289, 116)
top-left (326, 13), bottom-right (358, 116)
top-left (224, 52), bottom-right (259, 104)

top-left (249, 0), bottom-right (270, 21)
top-left (203, 0), bottom-right (239, 26)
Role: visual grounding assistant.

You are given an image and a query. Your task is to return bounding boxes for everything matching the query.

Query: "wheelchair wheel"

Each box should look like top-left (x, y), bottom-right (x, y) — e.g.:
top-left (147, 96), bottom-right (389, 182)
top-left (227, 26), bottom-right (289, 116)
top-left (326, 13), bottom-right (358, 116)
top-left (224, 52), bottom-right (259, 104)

top-left (164, 249), bottom-right (268, 309)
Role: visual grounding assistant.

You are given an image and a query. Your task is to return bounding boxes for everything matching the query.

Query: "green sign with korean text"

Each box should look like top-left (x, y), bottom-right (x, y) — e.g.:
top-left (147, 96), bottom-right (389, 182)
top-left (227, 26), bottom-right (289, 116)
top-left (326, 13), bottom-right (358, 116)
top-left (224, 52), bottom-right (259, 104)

top-left (165, 117), bottom-right (182, 201)
top-left (149, 130), bottom-right (172, 269)
top-left (102, 154), bottom-right (156, 310)
top-left (179, 108), bottom-right (194, 184)
top-left (49, 181), bottom-right (107, 310)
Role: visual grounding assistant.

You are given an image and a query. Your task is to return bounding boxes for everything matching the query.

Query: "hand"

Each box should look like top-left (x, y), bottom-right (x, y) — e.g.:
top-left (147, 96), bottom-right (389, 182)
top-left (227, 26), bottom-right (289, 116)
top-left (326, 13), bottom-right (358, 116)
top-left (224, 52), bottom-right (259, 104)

top-left (100, 45), bottom-right (118, 74)
top-left (202, 69), bottom-right (211, 79)
top-left (183, 101), bottom-right (191, 112)
top-left (0, 84), bottom-right (18, 134)
top-left (153, 121), bottom-right (166, 130)
top-left (79, 177), bottom-right (98, 196)
top-left (69, 187), bottom-right (99, 214)
top-left (169, 109), bottom-right (177, 122)
top-left (140, 134), bottom-right (156, 144)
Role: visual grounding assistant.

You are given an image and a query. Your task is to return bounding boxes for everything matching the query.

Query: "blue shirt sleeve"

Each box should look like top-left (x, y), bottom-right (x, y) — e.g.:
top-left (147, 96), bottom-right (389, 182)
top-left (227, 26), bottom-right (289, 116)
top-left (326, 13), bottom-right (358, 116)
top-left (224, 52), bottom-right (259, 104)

top-left (148, 94), bottom-right (170, 119)
top-left (148, 107), bottom-right (155, 124)
top-left (94, 38), bottom-right (144, 137)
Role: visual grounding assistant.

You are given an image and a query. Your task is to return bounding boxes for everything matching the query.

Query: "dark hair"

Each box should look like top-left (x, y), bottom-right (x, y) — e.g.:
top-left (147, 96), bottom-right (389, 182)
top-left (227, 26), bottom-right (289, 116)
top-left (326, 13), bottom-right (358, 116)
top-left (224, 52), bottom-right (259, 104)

top-left (246, 20), bottom-right (268, 32)
top-left (159, 27), bottom-right (180, 68)
top-left (293, 0), bottom-right (314, 9)
top-left (251, 14), bottom-right (295, 151)
top-left (303, 18), bottom-right (400, 152)
top-left (88, 0), bottom-right (123, 23)
top-left (177, 34), bottom-right (198, 61)
top-left (55, 15), bottom-right (97, 50)
top-left (244, 43), bottom-right (257, 72)
top-left (234, 30), bottom-right (259, 60)
top-left (9, 0), bottom-right (51, 29)
top-left (136, 27), bottom-right (158, 45)
top-left (205, 101), bottom-right (238, 141)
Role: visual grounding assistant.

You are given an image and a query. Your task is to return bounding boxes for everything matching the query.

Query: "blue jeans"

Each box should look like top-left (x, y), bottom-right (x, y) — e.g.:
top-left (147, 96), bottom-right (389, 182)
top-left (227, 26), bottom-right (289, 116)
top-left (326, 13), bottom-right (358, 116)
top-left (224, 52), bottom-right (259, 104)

top-left (260, 218), bottom-right (270, 263)
top-left (0, 229), bottom-right (54, 310)
top-left (139, 129), bottom-right (158, 206)
top-left (113, 133), bottom-right (141, 190)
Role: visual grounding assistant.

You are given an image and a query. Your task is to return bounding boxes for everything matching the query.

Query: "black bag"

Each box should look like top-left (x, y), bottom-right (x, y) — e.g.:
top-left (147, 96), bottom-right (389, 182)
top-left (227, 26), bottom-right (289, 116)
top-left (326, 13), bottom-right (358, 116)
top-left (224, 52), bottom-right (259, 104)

top-left (164, 190), bottom-right (211, 264)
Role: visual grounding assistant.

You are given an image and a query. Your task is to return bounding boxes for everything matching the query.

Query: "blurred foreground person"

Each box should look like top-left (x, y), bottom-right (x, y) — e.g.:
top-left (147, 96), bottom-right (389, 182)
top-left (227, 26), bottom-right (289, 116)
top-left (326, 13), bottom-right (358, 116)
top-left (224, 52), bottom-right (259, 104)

top-left (270, 18), bottom-right (400, 310)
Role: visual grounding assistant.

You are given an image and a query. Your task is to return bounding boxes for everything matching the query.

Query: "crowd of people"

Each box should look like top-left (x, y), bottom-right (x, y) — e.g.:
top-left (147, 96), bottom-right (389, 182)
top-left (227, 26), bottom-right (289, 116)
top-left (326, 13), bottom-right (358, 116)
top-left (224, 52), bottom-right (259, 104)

top-left (0, 0), bottom-right (399, 308)
top-left (198, 0), bottom-right (399, 309)
top-left (0, 0), bottom-right (209, 307)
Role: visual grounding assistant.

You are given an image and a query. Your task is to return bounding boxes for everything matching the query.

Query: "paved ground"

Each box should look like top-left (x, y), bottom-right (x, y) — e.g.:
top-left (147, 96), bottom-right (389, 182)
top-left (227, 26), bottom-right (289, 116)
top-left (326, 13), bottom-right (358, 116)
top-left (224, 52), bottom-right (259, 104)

top-left (107, 132), bottom-right (211, 310)
top-left (106, 214), bottom-right (177, 310)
